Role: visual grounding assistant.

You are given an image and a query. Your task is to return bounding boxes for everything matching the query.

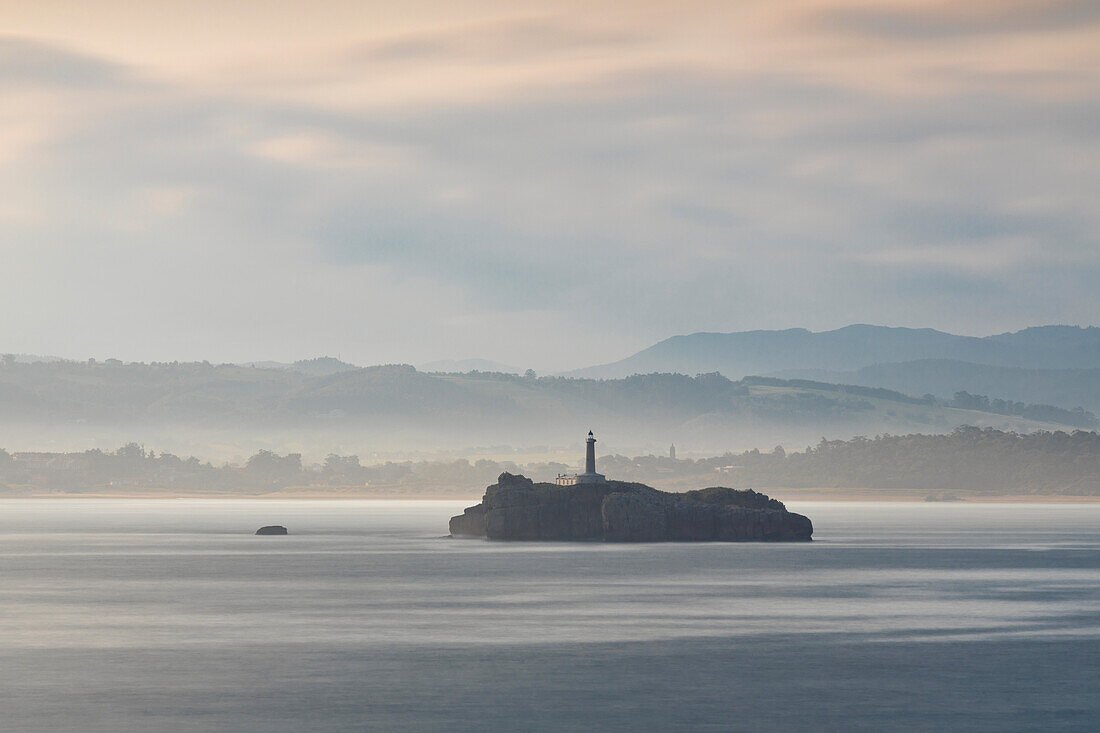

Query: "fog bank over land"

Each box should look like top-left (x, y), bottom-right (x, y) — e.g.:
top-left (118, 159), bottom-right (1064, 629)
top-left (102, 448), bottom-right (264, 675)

top-left (4, 428), bottom-right (1097, 499)
top-left (0, 355), bottom-right (1093, 462)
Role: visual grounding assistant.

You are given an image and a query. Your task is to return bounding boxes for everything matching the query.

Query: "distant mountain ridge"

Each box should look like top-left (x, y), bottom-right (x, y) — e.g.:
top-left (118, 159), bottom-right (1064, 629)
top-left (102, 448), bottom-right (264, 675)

top-left (568, 325), bottom-right (1100, 379)
top-left (239, 357), bottom-right (358, 376)
top-left (418, 358), bottom-right (522, 374)
top-left (779, 359), bottom-right (1100, 414)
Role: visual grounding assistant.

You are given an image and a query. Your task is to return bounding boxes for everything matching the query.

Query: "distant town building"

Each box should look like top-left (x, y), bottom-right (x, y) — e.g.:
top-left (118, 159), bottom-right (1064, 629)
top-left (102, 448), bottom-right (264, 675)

top-left (669, 443), bottom-right (676, 460)
top-left (555, 431), bottom-right (607, 485)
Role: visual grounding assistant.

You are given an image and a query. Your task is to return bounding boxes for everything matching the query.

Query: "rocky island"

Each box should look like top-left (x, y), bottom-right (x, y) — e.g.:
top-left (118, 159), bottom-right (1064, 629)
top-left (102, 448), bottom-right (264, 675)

top-left (449, 472), bottom-right (812, 542)
top-left (255, 525), bottom-right (288, 535)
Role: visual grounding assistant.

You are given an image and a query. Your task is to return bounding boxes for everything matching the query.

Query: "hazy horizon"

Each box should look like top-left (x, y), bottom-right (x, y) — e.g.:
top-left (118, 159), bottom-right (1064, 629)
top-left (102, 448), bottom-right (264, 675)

top-left (8, 321), bottom-right (1100, 375)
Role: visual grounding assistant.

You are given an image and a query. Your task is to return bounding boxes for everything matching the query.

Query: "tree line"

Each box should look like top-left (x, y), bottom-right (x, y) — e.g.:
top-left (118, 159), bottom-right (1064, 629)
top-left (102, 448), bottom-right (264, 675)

top-left (3, 427), bottom-right (1099, 496)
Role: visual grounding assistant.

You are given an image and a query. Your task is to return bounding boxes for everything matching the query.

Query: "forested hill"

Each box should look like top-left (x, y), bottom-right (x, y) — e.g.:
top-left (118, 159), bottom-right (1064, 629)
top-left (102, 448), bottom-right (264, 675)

top-left (0, 359), bottom-right (1093, 456)
top-left (779, 360), bottom-right (1100, 414)
top-left (0, 360), bottom-right (1091, 426)
top-left (569, 325), bottom-right (1100, 379)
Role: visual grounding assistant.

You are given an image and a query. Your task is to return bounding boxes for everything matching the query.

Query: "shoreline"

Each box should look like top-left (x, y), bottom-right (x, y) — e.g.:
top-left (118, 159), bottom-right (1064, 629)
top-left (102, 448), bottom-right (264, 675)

top-left (2, 491), bottom-right (480, 501)
top-left (3, 489), bottom-right (1098, 503)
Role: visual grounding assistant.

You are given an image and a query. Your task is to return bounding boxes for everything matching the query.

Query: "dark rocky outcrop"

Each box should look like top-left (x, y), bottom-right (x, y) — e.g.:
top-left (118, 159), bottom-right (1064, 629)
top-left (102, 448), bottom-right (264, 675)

top-left (449, 473), bottom-right (812, 542)
top-left (255, 525), bottom-right (288, 535)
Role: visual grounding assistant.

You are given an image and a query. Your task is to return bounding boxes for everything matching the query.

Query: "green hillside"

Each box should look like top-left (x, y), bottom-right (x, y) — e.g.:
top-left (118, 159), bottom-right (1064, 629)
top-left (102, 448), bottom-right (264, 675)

top-left (570, 325), bottom-right (1100, 379)
top-left (0, 360), bottom-right (1090, 458)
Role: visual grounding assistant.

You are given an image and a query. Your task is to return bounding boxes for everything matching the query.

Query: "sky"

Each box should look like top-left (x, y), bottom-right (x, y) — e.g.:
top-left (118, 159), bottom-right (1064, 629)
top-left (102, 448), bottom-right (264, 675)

top-left (2, 0), bottom-right (1099, 371)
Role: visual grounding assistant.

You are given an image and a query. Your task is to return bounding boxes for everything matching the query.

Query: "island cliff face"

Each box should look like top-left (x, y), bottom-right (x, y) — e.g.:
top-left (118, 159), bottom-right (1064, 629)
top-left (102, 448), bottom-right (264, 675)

top-left (450, 473), bottom-right (812, 542)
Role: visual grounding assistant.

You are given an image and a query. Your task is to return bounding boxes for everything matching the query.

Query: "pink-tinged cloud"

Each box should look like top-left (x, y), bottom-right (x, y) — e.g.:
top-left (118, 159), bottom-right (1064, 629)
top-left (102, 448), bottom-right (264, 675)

top-left (0, 2), bottom-right (1098, 369)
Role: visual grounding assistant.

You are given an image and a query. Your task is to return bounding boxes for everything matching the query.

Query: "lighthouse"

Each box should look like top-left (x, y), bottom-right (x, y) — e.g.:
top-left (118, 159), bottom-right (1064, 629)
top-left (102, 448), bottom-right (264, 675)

top-left (557, 431), bottom-right (606, 485)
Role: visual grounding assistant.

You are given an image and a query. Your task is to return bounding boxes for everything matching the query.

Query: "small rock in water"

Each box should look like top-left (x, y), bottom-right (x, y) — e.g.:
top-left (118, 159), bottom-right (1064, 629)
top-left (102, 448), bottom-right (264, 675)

top-left (255, 525), bottom-right (288, 535)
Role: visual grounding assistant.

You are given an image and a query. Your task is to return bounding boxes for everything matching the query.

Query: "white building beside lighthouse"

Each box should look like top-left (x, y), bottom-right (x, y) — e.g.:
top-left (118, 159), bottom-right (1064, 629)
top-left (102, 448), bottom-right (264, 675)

top-left (556, 431), bottom-right (607, 485)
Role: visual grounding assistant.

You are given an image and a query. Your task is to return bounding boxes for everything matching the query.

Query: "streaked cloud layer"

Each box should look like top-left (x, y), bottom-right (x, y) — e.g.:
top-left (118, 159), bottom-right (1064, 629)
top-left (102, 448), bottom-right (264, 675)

top-left (2, 1), bottom-right (1098, 369)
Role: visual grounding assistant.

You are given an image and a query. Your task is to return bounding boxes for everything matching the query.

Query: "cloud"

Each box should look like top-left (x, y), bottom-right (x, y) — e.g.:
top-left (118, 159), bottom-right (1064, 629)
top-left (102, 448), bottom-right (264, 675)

top-left (0, 4), bottom-right (1098, 368)
top-left (352, 17), bottom-right (647, 65)
top-left (809, 0), bottom-right (1100, 39)
top-left (0, 36), bottom-right (137, 88)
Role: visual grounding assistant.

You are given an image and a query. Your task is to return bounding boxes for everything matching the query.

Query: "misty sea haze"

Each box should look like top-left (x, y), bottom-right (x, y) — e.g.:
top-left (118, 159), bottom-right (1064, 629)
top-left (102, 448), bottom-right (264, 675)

top-left (1, 499), bottom-right (1098, 732)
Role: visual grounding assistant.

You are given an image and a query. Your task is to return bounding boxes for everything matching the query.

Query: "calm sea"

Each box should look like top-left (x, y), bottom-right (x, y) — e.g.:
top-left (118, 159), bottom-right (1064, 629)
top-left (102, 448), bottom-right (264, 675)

top-left (0, 499), bottom-right (1097, 732)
